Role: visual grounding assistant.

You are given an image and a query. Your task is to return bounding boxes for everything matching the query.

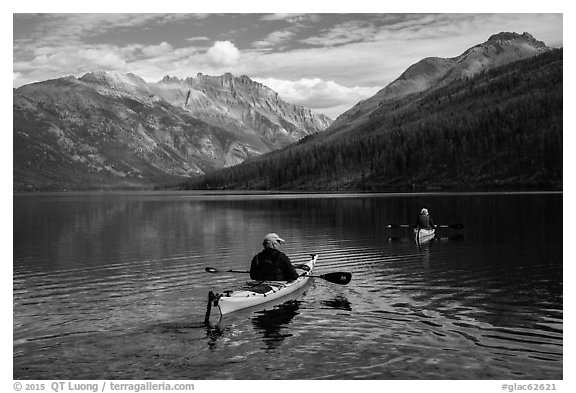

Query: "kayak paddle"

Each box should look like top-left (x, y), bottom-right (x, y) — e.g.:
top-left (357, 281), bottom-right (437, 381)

top-left (387, 223), bottom-right (463, 229)
top-left (204, 266), bottom-right (352, 285)
top-left (437, 224), bottom-right (464, 229)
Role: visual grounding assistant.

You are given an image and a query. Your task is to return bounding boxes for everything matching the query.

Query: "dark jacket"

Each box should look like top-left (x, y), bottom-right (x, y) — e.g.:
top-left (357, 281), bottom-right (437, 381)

top-left (416, 214), bottom-right (435, 229)
top-left (250, 248), bottom-right (299, 282)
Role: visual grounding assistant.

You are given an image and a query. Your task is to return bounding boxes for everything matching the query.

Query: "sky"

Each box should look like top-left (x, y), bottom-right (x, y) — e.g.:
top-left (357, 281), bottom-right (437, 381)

top-left (12, 10), bottom-right (563, 119)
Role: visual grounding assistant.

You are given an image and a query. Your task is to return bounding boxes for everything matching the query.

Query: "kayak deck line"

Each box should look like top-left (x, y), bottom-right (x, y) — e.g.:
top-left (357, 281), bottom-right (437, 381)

top-left (204, 254), bottom-right (318, 324)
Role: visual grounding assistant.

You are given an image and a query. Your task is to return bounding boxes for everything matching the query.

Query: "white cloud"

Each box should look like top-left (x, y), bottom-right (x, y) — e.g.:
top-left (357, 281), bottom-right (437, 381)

top-left (28, 46), bottom-right (127, 73)
top-left (206, 41), bottom-right (241, 67)
top-left (141, 42), bottom-right (173, 57)
top-left (185, 36), bottom-right (210, 43)
top-left (239, 42), bottom-right (405, 89)
top-left (253, 30), bottom-right (296, 49)
top-left (79, 49), bottom-right (127, 70)
top-left (13, 44), bottom-right (132, 86)
top-left (301, 20), bottom-right (379, 47)
top-left (255, 77), bottom-right (380, 119)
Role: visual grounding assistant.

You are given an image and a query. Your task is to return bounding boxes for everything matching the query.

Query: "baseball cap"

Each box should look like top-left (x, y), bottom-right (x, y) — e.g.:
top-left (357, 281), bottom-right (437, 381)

top-left (263, 233), bottom-right (285, 243)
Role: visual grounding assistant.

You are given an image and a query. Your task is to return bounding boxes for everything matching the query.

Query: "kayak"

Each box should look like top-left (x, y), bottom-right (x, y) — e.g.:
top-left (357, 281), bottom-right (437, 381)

top-left (414, 228), bottom-right (435, 244)
top-left (205, 254), bottom-right (318, 320)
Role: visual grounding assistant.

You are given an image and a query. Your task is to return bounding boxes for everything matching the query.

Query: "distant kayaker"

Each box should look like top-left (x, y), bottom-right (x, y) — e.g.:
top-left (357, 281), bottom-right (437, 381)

top-left (250, 233), bottom-right (299, 282)
top-left (415, 208), bottom-right (436, 230)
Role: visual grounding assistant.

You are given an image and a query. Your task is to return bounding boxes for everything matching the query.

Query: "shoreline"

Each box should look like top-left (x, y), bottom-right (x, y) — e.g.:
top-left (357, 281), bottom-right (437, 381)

top-left (13, 189), bottom-right (563, 197)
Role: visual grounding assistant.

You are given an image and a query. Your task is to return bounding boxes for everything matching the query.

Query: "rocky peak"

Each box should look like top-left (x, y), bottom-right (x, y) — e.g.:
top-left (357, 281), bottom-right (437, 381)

top-left (161, 75), bottom-right (183, 84)
top-left (222, 72), bottom-right (234, 84)
top-left (79, 71), bottom-right (111, 84)
top-left (80, 71), bottom-right (146, 86)
top-left (79, 71), bottom-right (151, 99)
top-left (487, 32), bottom-right (547, 48)
top-left (238, 75), bottom-right (254, 85)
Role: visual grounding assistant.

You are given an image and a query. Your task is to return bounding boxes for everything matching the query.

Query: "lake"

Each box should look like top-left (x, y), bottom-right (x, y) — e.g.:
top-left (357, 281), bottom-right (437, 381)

top-left (13, 191), bottom-right (562, 380)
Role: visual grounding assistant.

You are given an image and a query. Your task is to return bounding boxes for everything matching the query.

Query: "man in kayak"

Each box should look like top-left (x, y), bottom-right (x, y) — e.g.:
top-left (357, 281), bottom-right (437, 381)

top-left (250, 233), bottom-right (299, 282)
top-left (415, 208), bottom-right (436, 230)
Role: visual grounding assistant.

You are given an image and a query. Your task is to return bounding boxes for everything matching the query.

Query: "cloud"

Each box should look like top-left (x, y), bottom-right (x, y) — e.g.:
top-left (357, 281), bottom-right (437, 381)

top-left (253, 30), bottom-right (296, 49)
top-left (239, 41), bottom-right (405, 90)
top-left (255, 77), bottom-right (380, 119)
top-left (141, 42), bottom-right (174, 57)
top-left (301, 20), bottom-right (379, 47)
top-left (16, 14), bottom-right (174, 51)
top-left (13, 44), bottom-right (131, 86)
top-left (29, 46), bottom-right (127, 72)
top-left (206, 41), bottom-right (240, 66)
top-left (260, 14), bottom-right (314, 23)
top-left (185, 36), bottom-right (210, 43)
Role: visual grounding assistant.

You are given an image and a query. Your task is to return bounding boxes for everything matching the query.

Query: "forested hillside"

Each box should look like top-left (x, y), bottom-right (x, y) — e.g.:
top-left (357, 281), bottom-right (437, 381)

top-left (181, 49), bottom-right (562, 191)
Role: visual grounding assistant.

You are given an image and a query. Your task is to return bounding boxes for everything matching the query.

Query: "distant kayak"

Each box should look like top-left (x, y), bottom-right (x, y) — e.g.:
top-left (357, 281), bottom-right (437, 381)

top-left (205, 254), bottom-right (318, 319)
top-left (414, 228), bottom-right (435, 244)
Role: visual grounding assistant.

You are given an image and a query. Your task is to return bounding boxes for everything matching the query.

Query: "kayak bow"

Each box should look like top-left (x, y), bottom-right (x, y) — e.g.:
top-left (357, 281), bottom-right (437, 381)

top-left (414, 228), bottom-right (435, 244)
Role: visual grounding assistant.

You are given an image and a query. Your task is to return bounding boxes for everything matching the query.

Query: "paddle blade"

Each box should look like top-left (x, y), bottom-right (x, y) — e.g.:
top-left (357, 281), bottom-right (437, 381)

top-left (319, 272), bottom-right (352, 285)
top-left (204, 267), bottom-right (249, 274)
top-left (387, 224), bottom-right (411, 229)
top-left (437, 224), bottom-right (464, 229)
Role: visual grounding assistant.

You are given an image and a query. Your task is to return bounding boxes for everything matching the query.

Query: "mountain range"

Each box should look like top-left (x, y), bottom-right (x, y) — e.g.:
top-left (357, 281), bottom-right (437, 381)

top-left (185, 32), bottom-right (562, 191)
top-left (14, 32), bottom-right (561, 192)
top-left (14, 70), bottom-right (330, 191)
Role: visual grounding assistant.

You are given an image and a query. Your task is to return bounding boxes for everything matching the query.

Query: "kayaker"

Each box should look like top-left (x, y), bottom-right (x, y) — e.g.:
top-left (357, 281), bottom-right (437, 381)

top-left (415, 208), bottom-right (436, 230)
top-left (250, 233), bottom-right (299, 282)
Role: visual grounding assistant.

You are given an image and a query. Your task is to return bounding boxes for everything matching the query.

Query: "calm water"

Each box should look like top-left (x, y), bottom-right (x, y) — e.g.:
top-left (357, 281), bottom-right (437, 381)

top-left (13, 192), bottom-right (562, 380)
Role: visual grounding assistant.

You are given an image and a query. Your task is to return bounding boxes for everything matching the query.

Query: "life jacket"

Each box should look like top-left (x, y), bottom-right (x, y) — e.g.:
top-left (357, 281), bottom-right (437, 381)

top-left (417, 214), bottom-right (431, 229)
top-left (254, 250), bottom-right (284, 281)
